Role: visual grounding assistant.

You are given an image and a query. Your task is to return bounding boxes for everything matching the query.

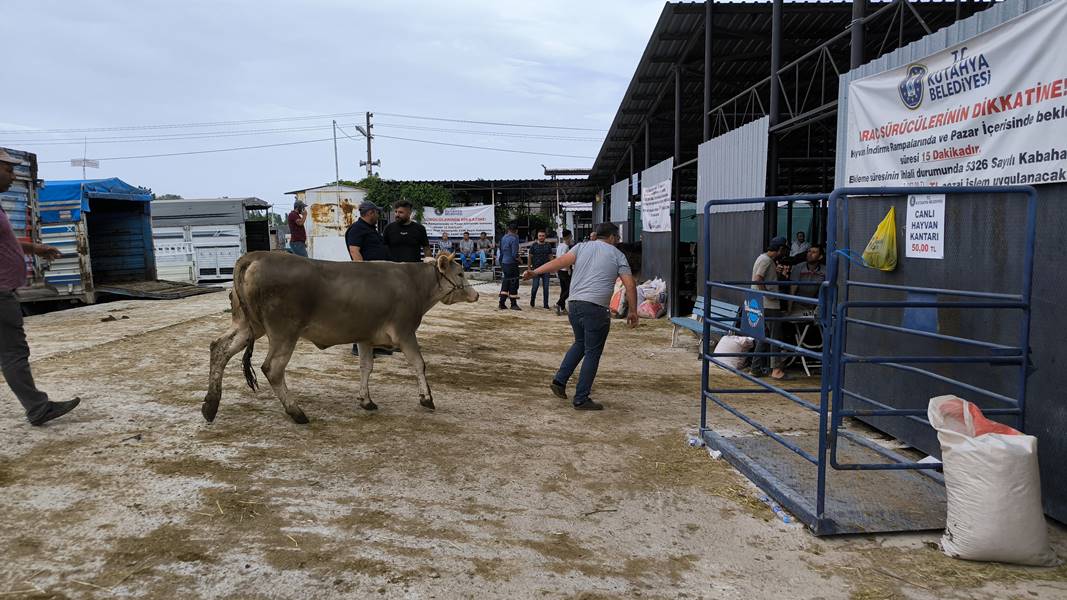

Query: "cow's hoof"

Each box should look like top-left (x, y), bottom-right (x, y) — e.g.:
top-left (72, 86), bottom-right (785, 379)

top-left (201, 402), bottom-right (218, 423)
top-left (288, 410), bottom-right (310, 425)
top-left (359, 399), bottom-right (378, 411)
top-left (419, 396), bottom-right (436, 411)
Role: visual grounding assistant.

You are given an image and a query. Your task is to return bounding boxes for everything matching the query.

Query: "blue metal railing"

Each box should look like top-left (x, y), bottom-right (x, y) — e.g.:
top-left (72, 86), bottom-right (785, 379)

top-left (699, 186), bottom-right (1037, 534)
top-left (827, 186), bottom-right (1037, 473)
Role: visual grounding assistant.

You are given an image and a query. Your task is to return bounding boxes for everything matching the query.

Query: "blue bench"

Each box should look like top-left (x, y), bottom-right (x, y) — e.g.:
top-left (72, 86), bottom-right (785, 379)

top-left (670, 296), bottom-right (741, 352)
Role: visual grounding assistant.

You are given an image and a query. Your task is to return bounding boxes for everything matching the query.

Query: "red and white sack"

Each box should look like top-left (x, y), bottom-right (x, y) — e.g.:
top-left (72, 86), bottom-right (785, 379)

top-left (637, 300), bottom-right (664, 319)
top-left (711, 335), bottom-right (755, 370)
top-left (928, 395), bottom-right (1060, 566)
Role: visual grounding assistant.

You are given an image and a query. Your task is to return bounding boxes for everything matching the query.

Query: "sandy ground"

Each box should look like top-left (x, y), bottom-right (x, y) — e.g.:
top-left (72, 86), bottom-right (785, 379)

top-left (1, 283), bottom-right (1065, 599)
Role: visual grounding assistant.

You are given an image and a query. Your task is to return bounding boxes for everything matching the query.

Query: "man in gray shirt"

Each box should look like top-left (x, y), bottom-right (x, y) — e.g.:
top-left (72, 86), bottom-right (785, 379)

top-left (524, 222), bottom-right (637, 410)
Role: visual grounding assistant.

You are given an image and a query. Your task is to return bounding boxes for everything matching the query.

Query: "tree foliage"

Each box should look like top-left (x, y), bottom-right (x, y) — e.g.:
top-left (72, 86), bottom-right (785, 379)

top-left (344, 177), bottom-right (452, 220)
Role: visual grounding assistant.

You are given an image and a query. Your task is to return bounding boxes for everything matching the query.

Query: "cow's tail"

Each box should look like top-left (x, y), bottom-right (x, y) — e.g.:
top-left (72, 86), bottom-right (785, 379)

top-left (232, 255), bottom-right (261, 392)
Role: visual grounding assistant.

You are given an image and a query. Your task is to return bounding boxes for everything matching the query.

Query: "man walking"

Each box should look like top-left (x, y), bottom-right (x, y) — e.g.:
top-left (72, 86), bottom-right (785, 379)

top-left (346, 201), bottom-right (391, 356)
top-left (287, 200), bottom-right (308, 257)
top-left (751, 236), bottom-right (790, 380)
top-left (0, 149), bottom-right (80, 425)
top-left (498, 223), bottom-right (521, 310)
top-left (527, 230), bottom-right (553, 309)
top-left (475, 232), bottom-right (493, 271)
top-left (554, 229), bottom-right (573, 316)
top-left (457, 231), bottom-right (477, 271)
top-left (523, 222), bottom-right (637, 410)
top-left (383, 200), bottom-right (431, 263)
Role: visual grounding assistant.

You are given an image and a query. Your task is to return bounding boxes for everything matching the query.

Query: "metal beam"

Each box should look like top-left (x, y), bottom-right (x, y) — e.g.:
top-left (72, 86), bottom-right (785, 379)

top-left (703, 0), bottom-right (713, 142)
top-left (671, 64), bottom-right (682, 318)
top-left (851, 0), bottom-right (866, 70)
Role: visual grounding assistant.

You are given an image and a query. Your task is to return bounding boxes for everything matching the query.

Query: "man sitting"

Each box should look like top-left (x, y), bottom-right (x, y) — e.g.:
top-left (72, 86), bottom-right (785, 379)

top-left (788, 244), bottom-right (825, 314)
top-left (457, 231), bottom-right (477, 271)
top-left (475, 232), bottom-right (493, 271)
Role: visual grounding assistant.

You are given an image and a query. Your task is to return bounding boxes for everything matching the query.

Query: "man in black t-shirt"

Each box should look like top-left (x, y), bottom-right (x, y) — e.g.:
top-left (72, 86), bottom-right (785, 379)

top-left (345, 201), bottom-right (389, 262)
top-left (383, 200), bottom-right (431, 263)
top-left (346, 201), bottom-right (390, 357)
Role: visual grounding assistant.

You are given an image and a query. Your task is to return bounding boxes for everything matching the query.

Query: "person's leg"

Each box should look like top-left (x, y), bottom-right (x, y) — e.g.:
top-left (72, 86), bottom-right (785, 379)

top-left (557, 272), bottom-right (571, 308)
top-left (477, 251), bottom-right (486, 270)
top-left (291, 241), bottom-right (308, 257)
top-left (498, 264), bottom-right (510, 308)
top-left (506, 264), bottom-right (521, 308)
top-left (573, 303), bottom-right (611, 406)
top-left (768, 309), bottom-right (788, 378)
top-left (540, 274), bottom-right (550, 308)
top-left (0, 292), bottom-right (51, 423)
top-left (554, 305), bottom-right (586, 388)
top-left (530, 274), bottom-right (540, 307)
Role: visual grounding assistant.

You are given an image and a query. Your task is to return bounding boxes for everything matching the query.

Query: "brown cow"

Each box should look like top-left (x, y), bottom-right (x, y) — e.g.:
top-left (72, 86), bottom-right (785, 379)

top-left (202, 251), bottom-right (479, 424)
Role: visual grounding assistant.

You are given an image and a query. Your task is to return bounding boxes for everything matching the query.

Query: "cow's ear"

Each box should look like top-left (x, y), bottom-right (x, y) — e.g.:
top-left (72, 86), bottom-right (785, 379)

top-left (436, 253), bottom-right (452, 273)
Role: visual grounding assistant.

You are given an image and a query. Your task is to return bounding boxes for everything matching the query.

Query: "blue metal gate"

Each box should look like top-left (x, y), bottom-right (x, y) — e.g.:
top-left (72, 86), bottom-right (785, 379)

top-left (699, 186), bottom-right (1037, 535)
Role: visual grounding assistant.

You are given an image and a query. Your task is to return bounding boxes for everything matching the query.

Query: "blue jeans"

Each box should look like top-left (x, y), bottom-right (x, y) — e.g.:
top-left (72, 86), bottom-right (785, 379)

top-left (554, 301), bottom-right (611, 405)
top-left (290, 241), bottom-right (308, 257)
top-left (476, 250), bottom-right (487, 269)
top-left (459, 252), bottom-right (478, 270)
top-left (530, 273), bottom-right (550, 306)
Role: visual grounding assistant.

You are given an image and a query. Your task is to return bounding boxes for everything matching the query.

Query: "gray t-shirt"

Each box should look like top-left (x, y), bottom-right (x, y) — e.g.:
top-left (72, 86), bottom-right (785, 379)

top-left (751, 253), bottom-right (780, 310)
top-left (567, 241), bottom-right (632, 307)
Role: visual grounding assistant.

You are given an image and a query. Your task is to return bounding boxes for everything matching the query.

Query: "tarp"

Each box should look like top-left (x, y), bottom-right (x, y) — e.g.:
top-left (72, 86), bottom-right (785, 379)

top-left (39, 178), bottom-right (152, 223)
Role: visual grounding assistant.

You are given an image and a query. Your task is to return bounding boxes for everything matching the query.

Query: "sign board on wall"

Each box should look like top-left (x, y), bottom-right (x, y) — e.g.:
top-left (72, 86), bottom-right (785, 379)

top-left (905, 194), bottom-right (945, 259)
top-left (845, 0), bottom-right (1067, 187)
top-left (641, 180), bottom-right (672, 232)
top-left (422, 205), bottom-right (495, 238)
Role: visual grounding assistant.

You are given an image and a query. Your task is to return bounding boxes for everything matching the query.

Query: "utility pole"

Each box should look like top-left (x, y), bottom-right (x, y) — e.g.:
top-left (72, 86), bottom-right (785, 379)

top-left (332, 120), bottom-right (340, 184)
top-left (357, 112), bottom-right (381, 177)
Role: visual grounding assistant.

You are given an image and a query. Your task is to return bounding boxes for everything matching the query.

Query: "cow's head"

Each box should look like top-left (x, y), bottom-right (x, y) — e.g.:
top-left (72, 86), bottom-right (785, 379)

top-left (436, 253), bottom-right (479, 304)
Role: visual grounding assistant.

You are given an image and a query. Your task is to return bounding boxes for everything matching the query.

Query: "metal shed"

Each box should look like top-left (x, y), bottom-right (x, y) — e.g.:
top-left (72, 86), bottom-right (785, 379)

top-left (151, 197), bottom-right (271, 282)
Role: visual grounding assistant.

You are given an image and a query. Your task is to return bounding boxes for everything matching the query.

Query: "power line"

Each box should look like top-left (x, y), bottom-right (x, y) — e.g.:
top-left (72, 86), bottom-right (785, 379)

top-left (375, 122), bottom-right (603, 142)
top-left (375, 112), bottom-right (605, 132)
top-left (368, 133), bottom-right (594, 160)
top-left (6, 123), bottom-right (365, 145)
top-left (38, 137), bottom-right (335, 164)
top-left (0, 112), bottom-right (368, 135)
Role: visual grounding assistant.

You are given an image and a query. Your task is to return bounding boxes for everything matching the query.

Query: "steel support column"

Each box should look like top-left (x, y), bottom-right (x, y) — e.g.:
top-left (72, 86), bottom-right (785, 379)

top-left (703, 0), bottom-right (714, 142)
top-left (851, 0), bottom-right (866, 70)
top-left (671, 64), bottom-right (682, 318)
top-left (644, 120), bottom-right (651, 169)
top-left (629, 144), bottom-right (636, 243)
top-left (765, 0), bottom-right (783, 237)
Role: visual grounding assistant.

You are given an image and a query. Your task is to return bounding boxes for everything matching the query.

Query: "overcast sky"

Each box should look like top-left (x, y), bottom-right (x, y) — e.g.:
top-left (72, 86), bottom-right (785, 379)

top-left (1, 1), bottom-right (665, 209)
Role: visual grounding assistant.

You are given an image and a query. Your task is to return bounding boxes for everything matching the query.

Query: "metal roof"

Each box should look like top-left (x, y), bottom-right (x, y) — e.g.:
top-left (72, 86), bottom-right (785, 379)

top-left (153, 196), bottom-right (270, 209)
top-left (589, 0), bottom-right (995, 192)
top-left (285, 184), bottom-right (364, 195)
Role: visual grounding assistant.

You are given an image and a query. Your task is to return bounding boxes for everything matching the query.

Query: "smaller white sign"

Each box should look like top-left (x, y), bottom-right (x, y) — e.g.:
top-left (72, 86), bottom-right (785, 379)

top-left (71, 158), bottom-right (99, 168)
top-left (905, 194), bottom-right (945, 260)
top-left (640, 180), bottom-right (672, 233)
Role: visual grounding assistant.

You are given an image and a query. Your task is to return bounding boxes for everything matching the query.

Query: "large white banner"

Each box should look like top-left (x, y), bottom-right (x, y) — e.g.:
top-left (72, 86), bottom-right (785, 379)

top-left (641, 179), bottom-right (672, 232)
top-left (845, 0), bottom-right (1067, 187)
top-left (421, 205), bottom-right (495, 238)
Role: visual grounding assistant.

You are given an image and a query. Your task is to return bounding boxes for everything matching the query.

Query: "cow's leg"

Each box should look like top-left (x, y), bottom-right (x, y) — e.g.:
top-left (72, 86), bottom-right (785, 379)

top-left (202, 324), bottom-right (252, 422)
top-left (356, 342), bottom-right (377, 411)
top-left (260, 335), bottom-right (307, 424)
top-left (398, 336), bottom-right (434, 410)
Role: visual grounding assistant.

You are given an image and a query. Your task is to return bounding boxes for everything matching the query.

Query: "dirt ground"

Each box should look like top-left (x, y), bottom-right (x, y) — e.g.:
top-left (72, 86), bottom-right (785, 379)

top-left (1, 282), bottom-right (1065, 599)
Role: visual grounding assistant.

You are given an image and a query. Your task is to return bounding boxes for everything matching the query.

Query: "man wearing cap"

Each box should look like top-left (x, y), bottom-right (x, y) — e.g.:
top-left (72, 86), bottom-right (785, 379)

top-left (750, 236), bottom-right (790, 380)
top-left (345, 201), bottom-right (389, 262)
top-left (0, 149), bottom-right (81, 425)
top-left (287, 200), bottom-right (309, 257)
top-left (346, 201), bottom-right (391, 357)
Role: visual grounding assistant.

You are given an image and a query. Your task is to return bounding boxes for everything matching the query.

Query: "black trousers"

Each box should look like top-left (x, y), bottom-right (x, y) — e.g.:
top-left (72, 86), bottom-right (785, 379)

top-left (499, 263), bottom-right (520, 302)
top-left (0, 292), bottom-right (50, 421)
top-left (556, 271), bottom-right (571, 308)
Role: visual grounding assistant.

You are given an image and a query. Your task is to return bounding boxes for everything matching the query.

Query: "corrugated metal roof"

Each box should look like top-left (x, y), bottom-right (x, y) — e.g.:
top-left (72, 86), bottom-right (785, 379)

top-left (589, 0), bottom-right (996, 192)
top-left (153, 196), bottom-right (270, 209)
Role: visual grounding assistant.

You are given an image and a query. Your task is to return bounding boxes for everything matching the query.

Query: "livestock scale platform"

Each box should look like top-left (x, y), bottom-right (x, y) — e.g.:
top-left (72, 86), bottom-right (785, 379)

top-left (699, 187), bottom-right (1036, 535)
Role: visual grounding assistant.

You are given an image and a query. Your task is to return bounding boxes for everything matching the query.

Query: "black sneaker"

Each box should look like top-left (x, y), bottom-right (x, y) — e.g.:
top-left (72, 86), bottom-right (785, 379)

top-left (510, 304), bottom-right (522, 311)
top-left (30, 397), bottom-right (81, 426)
top-left (555, 305), bottom-right (562, 316)
top-left (550, 380), bottom-right (568, 400)
top-left (573, 400), bottom-right (603, 411)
